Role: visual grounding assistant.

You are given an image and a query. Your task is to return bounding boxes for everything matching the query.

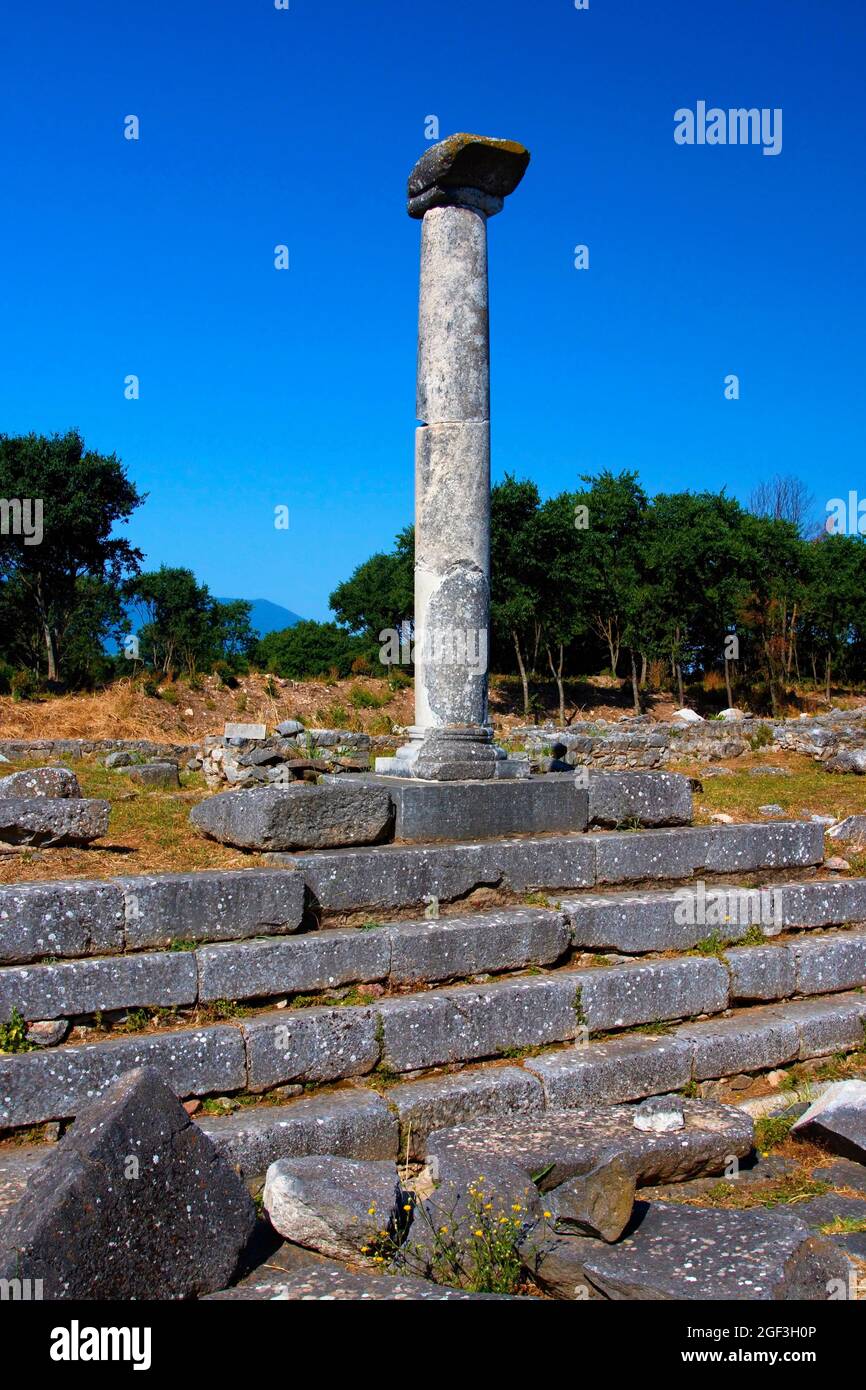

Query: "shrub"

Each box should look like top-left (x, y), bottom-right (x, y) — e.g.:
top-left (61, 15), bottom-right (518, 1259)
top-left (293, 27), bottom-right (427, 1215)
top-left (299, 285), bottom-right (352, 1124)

top-left (10, 668), bottom-right (38, 701)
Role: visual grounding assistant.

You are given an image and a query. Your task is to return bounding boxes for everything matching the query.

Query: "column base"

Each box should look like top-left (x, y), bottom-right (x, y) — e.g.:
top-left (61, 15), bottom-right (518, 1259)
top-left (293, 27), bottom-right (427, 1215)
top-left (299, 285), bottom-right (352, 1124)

top-left (376, 726), bottom-right (530, 781)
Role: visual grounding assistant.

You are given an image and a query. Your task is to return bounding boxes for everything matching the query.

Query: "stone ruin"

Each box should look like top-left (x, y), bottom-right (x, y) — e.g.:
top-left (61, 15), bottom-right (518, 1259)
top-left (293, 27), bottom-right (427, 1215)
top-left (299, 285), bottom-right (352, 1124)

top-left (1, 135), bottom-right (865, 1304)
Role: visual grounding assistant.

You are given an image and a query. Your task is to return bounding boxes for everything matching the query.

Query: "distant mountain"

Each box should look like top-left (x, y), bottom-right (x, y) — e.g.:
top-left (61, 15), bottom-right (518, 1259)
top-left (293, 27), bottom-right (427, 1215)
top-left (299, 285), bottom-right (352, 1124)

top-left (215, 598), bottom-right (303, 638)
top-left (106, 597), bottom-right (302, 653)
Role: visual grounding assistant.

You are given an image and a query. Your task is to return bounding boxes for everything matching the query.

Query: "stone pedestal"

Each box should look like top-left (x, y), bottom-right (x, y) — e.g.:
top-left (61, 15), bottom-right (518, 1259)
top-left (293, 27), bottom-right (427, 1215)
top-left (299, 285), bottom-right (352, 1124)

top-left (389, 135), bottom-right (530, 781)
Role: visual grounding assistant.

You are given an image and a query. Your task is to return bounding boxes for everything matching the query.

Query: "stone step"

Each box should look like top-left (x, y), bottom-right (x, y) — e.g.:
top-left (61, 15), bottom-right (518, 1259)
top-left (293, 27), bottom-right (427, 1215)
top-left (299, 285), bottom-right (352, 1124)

top-left (280, 820), bottom-right (822, 912)
top-left (6, 863), bottom-right (858, 1030)
top-left (2, 927), bottom-right (864, 1129)
top-left (0, 869), bottom-right (306, 966)
top-left (0, 907), bottom-right (569, 1024)
top-left (8, 987), bottom-right (865, 1175)
top-left (0, 821), bottom-right (823, 969)
top-left (203, 990), bottom-right (866, 1178)
top-left (561, 877), bottom-right (866, 954)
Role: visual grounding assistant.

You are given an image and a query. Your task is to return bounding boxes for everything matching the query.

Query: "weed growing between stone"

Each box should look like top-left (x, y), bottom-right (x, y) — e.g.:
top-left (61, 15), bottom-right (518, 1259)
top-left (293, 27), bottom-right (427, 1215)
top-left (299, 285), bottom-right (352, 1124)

top-left (361, 1177), bottom-right (546, 1295)
top-left (0, 1008), bottom-right (34, 1054)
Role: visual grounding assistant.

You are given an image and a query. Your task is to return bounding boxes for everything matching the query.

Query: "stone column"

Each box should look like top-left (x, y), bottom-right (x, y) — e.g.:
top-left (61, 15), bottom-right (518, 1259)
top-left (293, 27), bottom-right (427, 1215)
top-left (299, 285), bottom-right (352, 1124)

top-left (395, 134), bottom-right (529, 781)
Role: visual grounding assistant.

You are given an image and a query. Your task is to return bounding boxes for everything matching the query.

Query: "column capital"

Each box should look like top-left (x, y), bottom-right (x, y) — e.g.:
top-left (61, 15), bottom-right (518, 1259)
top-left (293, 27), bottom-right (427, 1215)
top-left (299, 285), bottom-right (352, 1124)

top-left (407, 133), bottom-right (530, 220)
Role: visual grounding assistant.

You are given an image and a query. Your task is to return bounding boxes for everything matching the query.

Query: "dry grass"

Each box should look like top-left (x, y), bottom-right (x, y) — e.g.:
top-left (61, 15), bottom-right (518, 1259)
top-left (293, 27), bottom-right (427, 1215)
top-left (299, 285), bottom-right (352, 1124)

top-left (0, 673), bottom-right (413, 743)
top-left (0, 758), bottom-right (260, 884)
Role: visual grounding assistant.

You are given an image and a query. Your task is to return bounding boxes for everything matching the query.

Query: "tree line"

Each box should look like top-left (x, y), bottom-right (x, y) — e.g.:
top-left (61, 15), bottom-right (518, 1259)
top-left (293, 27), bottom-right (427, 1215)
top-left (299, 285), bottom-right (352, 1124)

top-left (2, 430), bottom-right (864, 716)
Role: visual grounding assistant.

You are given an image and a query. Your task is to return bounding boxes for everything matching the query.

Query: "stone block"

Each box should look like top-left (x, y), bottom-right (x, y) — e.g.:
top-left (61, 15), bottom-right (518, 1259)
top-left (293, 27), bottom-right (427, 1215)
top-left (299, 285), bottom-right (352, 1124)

top-left (242, 1006), bottom-right (380, 1090)
top-left (376, 975), bottom-right (580, 1073)
top-left (790, 929), bottom-right (866, 995)
top-left (551, 1201), bottom-right (849, 1301)
top-left (0, 879), bottom-right (125, 965)
top-left (199, 1089), bottom-right (398, 1176)
top-left (725, 944), bottom-right (796, 1002)
top-left (197, 928), bottom-right (390, 1003)
top-left (0, 797), bottom-right (109, 847)
top-left (700, 821), bottom-right (823, 873)
top-left (574, 957), bottom-right (729, 1033)
top-left (0, 767), bottom-right (81, 798)
top-left (587, 771), bottom-right (692, 827)
top-left (593, 828), bottom-right (696, 885)
top-left (0, 950), bottom-right (197, 1023)
top-left (525, 1035), bottom-right (693, 1108)
top-left (224, 722), bottom-right (267, 740)
top-left (264, 1155), bottom-right (402, 1260)
top-left (387, 907), bottom-right (568, 984)
top-left (287, 836), bottom-right (596, 913)
top-left (0, 1024), bottom-right (246, 1127)
top-left (382, 774), bottom-right (588, 841)
top-left (775, 993), bottom-right (866, 1058)
top-left (120, 869), bottom-right (305, 950)
top-left (792, 1081), bottom-right (866, 1163)
top-left (676, 1007), bottom-right (800, 1079)
top-left (387, 1067), bottom-right (544, 1158)
top-left (190, 784), bottom-right (395, 851)
top-left (425, 1099), bottom-right (754, 1190)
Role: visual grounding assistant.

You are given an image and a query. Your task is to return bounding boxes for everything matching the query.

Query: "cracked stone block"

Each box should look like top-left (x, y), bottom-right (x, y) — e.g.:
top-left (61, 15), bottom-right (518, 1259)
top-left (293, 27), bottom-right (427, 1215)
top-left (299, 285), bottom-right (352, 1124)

top-left (387, 1067), bottom-right (544, 1158)
top-left (285, 836), bottom-right (596, 913)
top-left (530, 1201), bottom-right (849, 1301)
top-left (0, 797), bottom-right (109, 847)
top-left (425, 1099), bottom-right (754, 1190)
top-left (676, 1007), bottom-right (800, 1079)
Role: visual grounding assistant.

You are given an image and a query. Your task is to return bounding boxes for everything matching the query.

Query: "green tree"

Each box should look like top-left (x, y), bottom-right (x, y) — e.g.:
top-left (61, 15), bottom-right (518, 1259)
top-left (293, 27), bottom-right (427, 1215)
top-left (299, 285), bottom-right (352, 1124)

top-left (130, 567), bottom-right (223, 677)
top-left (0, 429), bottom-right (143, 682)
top-left (329, 526), bottom-right (414, 643)
top-left (490, 476), bottom-right (542, 718)
top-left (256, 620), bottom-right (361, 680)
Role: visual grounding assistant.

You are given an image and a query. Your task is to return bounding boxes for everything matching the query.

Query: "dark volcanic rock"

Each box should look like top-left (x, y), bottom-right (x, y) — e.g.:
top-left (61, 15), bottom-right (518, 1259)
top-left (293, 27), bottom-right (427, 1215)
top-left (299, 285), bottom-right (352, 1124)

top-left (0, 1067), bottom-right (256, 1299)
top-left (190, 783), bottom-right (394, 851)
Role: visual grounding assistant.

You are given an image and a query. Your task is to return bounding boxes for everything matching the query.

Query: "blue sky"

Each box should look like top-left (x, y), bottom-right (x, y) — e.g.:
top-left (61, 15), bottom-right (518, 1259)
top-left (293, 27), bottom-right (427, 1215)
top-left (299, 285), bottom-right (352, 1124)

top-left (1, 0), bottom-right (864, 620)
